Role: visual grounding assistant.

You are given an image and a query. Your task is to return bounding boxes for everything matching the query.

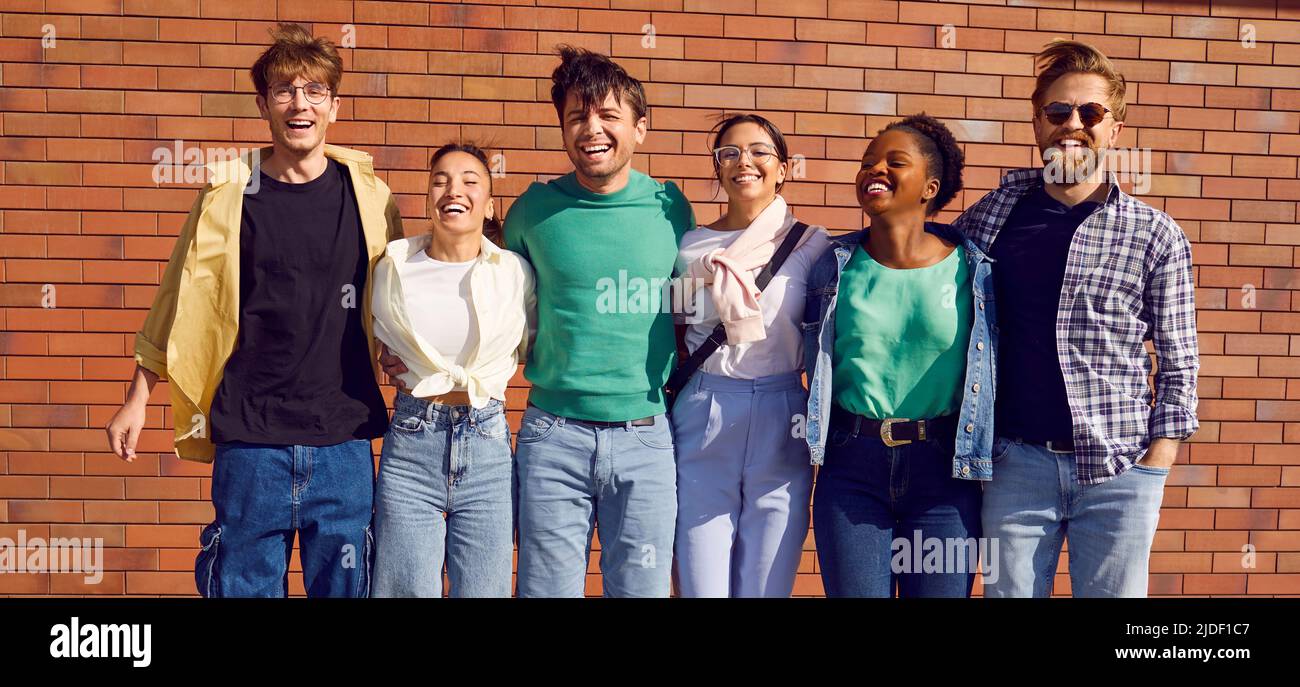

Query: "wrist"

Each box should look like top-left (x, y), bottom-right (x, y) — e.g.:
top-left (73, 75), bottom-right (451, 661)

top-left (124, 385), bottom-right (152, 408)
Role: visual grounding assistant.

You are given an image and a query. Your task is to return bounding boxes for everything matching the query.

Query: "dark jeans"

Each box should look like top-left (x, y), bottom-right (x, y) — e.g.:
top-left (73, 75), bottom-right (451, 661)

top-left (812, 418), bottom-right (983, 598)
top-left (195, 439), bottom-right (375, 598)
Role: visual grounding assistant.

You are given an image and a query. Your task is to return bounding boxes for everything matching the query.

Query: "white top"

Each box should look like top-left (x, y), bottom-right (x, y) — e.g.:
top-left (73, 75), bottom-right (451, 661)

top-left (371, 233), bottom-right (536, 407)
top-left (401, 250), bottom-right (478, 370)
top-left (676, 222), bottom-right (831, 379)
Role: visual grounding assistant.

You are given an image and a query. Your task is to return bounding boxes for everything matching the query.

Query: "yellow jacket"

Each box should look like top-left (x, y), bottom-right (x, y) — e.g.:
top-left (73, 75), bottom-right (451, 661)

top-left (134, 144), bottom-right (405, 462)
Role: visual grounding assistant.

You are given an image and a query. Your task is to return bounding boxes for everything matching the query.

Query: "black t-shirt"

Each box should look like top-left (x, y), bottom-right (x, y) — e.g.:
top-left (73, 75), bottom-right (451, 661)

top-left (210, 159), bottom-right (388, 446)
top-left (989, 185), bottom-right (1102, 443)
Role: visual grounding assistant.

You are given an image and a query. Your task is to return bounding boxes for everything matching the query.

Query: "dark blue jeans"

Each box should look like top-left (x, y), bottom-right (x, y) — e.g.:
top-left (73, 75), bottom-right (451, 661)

top-left (812, 419), bottom-right (983, 598)
top-left (195, 439), bottom-right (375, 598)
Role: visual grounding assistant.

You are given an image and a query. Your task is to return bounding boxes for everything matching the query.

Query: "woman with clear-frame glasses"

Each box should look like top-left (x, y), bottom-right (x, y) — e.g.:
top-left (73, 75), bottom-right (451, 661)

top-left (669, 114), bottom-right (831, 598)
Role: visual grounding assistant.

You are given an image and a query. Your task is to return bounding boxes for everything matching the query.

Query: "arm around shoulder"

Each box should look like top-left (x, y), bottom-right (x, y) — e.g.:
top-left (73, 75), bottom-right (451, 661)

top-left (383, 188), bottom-right (406, 243)
top-left (513, 253), bottom-right (538, 359)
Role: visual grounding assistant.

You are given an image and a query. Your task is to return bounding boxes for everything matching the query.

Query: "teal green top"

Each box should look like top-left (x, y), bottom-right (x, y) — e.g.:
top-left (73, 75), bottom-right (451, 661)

top-left (504, 170), bottom-right (694, 421)
top-left (832, 241), bottom-right (973, 420)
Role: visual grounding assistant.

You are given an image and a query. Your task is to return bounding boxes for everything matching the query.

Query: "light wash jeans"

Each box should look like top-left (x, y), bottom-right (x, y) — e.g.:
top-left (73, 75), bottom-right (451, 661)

top-left (197, 438), bottom-right (374, 598)
top-left (371, 393), bottom-right (515, 598)
top-left (515, 404), bottom-right (677, 598)
top-left (671, 371), bottom-right (812, 598)
top-left (981, 437), bottom-right (1168, 598)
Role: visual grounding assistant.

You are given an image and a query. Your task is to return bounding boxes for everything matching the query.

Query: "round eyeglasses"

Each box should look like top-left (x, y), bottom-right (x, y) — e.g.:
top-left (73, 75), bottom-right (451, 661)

top-left (268, 82), bottom-right (332, 105)
top-left (713, 143), bottom-right (778, 166)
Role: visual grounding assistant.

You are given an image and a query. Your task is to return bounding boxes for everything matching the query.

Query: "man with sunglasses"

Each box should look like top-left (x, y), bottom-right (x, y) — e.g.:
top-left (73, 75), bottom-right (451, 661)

top-left (953, 40), bottom-right (1198, 597)
top-left (105, 24), bottom-right (404, 597)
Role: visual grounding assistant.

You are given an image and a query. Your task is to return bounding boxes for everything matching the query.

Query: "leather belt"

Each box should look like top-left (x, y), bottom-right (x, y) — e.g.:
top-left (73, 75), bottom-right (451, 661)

top-left (575, 416), bottom-right (656, 428)
top-left (830, 405), bottom-right (957, 448)
top-left (1017, 437), bottom-right (1074, 453)
top-left (530, 404), bottom-right (655, 428)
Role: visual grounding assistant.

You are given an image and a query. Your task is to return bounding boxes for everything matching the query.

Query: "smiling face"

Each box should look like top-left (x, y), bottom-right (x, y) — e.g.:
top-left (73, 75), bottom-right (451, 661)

top-left (256, 74), bottom-right (339, 159)
top-left (715, 121), bottom-right (786, 204)
top-left (1033, 71), bottom-right (1124, 182)
top-left (427, 151), bottom-right (494, 241)
top-left (856, 128), bottom-right (939, 219)
top-left (560, 89), bottom-right (647, 191)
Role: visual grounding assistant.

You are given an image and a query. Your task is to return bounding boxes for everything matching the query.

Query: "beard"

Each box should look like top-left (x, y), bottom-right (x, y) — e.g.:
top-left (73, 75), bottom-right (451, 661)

top-left (1042, 135), bottom-right (1103, 184)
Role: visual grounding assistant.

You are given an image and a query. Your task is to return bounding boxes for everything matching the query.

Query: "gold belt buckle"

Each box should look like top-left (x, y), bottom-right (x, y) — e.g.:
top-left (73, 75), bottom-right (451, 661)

top-left (880, 418), bottom-right (916, 447)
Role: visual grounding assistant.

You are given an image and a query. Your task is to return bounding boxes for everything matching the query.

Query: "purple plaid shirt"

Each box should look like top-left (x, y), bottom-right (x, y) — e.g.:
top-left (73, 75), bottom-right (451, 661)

top-left (953, 168), bottom-right (1199, 484)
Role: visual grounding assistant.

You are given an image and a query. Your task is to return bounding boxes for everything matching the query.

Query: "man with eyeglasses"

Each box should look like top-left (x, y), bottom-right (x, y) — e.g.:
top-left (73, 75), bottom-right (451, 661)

top-left (105, 24), bottom-right (404, 597)
top-left (952, 40), bottom-right (1198, 597)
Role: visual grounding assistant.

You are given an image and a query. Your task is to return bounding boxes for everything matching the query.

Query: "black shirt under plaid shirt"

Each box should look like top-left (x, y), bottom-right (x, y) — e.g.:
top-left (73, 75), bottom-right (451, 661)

top-left (953, 168), bottom-right (1200, 485)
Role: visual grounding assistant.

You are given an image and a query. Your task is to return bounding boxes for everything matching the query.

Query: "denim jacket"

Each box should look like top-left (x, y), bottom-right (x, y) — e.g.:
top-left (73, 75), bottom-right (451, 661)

top-left (801, 222), bottom-right (998, 480)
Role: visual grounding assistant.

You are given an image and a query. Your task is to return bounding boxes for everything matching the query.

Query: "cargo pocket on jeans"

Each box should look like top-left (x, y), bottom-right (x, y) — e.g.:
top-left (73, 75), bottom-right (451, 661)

top-left (195, 523), bottom-right (222, 598)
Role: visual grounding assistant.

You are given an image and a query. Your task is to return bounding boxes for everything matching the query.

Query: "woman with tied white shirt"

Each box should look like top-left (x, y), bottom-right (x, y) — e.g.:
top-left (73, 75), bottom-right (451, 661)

top-left (672, 115), bottom-right (831, 597)
top-left (370, 143), bottom-right (535, 597)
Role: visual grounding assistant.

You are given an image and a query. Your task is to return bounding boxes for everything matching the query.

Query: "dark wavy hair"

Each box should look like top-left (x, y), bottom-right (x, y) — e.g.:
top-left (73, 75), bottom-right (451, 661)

top-left (550, 45), bottom-right (647, 123)
top-left (429, 142), bottom-right (502, 247)
top-left (708, 113), bottom-right (791, 193)
top-left (880, 113), bottom-right (965, 216)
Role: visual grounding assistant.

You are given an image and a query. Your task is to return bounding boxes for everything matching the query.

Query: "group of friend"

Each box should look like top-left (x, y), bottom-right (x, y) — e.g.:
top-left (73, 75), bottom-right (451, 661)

top-left (105, 24), bottom-right (1199, 598)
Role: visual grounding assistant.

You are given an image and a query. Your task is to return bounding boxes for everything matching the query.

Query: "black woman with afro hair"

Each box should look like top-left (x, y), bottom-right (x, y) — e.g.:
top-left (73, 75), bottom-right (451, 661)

top-left (800, 113), bottom-right (1002, 598)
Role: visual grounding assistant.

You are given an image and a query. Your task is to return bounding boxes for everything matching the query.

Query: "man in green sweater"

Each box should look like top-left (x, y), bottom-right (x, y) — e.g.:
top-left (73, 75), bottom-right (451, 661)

top-left (505, 47), bottom-right (694, 597)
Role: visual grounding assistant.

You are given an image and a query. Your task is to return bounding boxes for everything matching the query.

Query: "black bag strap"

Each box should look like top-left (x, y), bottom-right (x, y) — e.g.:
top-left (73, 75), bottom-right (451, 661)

top-left (666, 221), bottom-right (809, 399)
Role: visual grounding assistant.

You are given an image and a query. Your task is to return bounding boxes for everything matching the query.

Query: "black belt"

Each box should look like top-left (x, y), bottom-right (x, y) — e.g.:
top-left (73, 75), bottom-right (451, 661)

top-left (1016, 437), bottom-right (1074, 453)
top-left (830, 406), bottom-right (957, 447)
top-left (531, 404), bottom-right (655, 428)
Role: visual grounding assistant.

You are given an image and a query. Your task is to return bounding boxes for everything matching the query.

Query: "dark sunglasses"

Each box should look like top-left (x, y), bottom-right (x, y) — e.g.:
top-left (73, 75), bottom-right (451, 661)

top-left (1040, 101), bottom-right (1112, 127)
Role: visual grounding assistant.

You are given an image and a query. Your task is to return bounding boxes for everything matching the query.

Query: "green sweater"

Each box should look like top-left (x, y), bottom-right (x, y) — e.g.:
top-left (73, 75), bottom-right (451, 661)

top-left (505, 170), bottom-right (694, 421)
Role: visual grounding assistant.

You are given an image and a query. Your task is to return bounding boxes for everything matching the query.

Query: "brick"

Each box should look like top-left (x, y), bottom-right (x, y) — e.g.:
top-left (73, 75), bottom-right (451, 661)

top-left (796, 18), bottom-right (865, 44)
top-left (755, 40), bottom-right (826, 66)
top-left (8, 499), bottom-right (81, 522)
top-left (794, 112), bottom-right (863, 137)
top-left (794, 65), bottom-right (862, 91)
top-left (865, 22), bottom-right (933, 48)
top-left (1183, 574), bottom-right (1245, 595)
top-left (723, 16), bottom-right (794, 40)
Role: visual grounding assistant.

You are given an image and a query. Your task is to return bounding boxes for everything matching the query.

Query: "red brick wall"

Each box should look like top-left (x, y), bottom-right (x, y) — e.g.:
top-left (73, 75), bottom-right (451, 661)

top-left (1, 0), bottom-right (1298, 597)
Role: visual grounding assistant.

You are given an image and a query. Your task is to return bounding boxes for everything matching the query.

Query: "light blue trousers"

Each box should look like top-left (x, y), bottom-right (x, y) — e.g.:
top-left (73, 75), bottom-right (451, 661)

top-left (670, 371), bottom-right (814, 598)
top-left (981, 437), bottom-right (1168, 597)
top-left (515, 404), bottom-right (678, 598)
top-left (371, 394), bottom-right (515, 598)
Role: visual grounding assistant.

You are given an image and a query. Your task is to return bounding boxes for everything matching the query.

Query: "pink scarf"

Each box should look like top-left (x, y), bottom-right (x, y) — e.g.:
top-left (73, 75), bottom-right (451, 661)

top-left (684, 195), bottom-right (813, 345)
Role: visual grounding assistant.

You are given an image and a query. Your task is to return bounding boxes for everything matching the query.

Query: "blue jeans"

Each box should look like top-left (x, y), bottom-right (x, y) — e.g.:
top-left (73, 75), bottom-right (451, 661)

top-left (981, 437), bottom-right (1167, 597)
top-left (671, 371), bottom-right (812, 598)
top-left (371, 393), bottom-right (515, 598)
top-left (812, 415), bottom-right (983, 598)
top-left (515, 404), bottom-right (677, 597)
top-left (195, 439), bottom-right (375, 598)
